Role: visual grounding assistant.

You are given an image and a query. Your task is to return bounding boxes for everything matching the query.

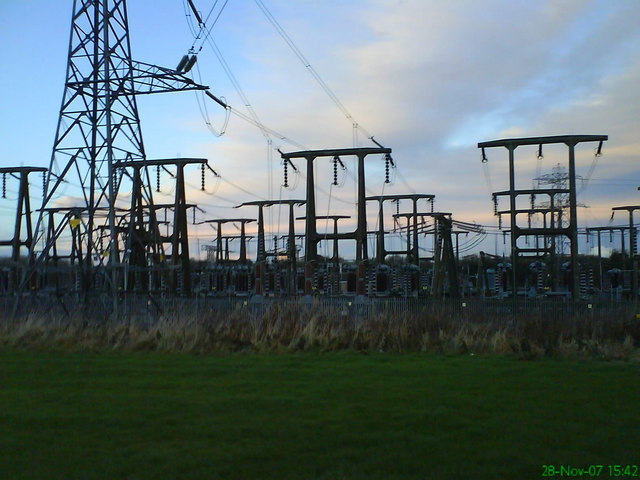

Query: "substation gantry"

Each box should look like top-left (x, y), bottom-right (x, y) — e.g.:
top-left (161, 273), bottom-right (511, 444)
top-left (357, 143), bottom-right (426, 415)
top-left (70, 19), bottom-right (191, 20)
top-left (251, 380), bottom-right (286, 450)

top-left (311, 215), bottom-right (351, 262)
top-left (478, 135), bottom-right (608, 299)
top-left (611, 205), bottom-right (640, 300)
top-left (390, 211), bottom-right (441, 263)
top-left (0, 167), bottom-right (47, 291)
top-left (200, 218), bottom-right (256, 264)
top-left (280, 147), bottom-right (391, 298)
top-left (114, 158), bottom-right (216, 295)
top-left (365, 194), bottom-right (435, 264)
top-left (236, 200), bottom-right (305, 296)
top-left (391, 211), bottom-right (459, 298)
top-left (0, 167), bottom-right (48, 264)
top-left (146, 202), bottom-right (203, 295)
top-left (196, 218), bottom-right (256, 296)
top-left (428, 213), bottom-right (459, 298)
top-left (585, 224), bottom-right (632, 291)
top-left (382, 207), bottom-right (460, 298)
top-left (208, 234), bottom-right (256, 262)
top-left (293, 215), bottom-right (352, 297)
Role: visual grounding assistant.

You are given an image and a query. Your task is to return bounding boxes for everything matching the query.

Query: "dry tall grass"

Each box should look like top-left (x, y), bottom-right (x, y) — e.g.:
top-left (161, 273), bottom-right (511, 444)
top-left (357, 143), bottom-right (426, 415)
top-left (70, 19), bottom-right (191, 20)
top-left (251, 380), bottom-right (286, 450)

top-left (1, 299), bottom-right (639, 360)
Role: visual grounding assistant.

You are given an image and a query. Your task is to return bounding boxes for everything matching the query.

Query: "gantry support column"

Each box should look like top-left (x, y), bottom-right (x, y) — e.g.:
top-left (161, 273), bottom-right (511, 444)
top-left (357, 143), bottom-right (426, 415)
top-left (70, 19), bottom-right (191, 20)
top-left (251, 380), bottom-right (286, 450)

top-left (507, 145), bottom-right (518, 300)
top-left (567, 143), bottom-right (580, 298)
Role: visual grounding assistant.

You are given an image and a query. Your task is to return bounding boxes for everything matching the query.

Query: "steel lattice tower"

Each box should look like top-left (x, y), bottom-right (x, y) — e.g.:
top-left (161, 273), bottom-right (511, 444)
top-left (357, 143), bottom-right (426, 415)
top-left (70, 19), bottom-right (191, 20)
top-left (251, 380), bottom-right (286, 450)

top-left (31, 0), bottom-right (209, 294)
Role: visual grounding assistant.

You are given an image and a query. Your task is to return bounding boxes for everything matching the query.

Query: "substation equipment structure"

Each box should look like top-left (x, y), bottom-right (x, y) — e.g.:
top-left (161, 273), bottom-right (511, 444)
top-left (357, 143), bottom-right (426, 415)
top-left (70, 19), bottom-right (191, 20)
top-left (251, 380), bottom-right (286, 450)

top-left (604, 205), bottom-right (640, 300)
top-left (479, 135), bottom-right (608, 300)
top-left (1, 0), bottom-right (493, 308)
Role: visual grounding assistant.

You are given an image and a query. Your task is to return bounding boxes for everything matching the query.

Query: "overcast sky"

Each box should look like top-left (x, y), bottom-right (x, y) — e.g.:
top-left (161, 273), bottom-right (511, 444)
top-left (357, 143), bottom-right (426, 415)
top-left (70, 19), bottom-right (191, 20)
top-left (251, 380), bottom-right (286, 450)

top-left (0, 0), bottom-right (639, 259)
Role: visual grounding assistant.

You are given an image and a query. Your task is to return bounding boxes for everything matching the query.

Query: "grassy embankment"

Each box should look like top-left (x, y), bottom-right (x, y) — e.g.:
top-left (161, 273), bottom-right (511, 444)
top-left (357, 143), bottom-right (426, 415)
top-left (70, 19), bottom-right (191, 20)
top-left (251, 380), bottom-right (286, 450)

top-left (1, 350), bottom-right (638, 479)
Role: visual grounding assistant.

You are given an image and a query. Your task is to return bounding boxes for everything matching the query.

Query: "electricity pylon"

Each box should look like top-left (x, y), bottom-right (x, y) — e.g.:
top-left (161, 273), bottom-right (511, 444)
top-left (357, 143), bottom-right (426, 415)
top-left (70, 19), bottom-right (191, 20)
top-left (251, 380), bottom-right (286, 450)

top-left (28, 0), bottom-right (210, 299)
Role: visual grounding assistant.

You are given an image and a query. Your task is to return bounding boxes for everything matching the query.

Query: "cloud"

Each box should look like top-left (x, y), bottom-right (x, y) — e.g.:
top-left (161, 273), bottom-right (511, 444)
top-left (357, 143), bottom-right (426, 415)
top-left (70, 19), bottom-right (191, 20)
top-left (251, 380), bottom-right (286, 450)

top-left (103, 0), bottom-right (640, 239)
top-left (2, 0), bottom-right (639, 259)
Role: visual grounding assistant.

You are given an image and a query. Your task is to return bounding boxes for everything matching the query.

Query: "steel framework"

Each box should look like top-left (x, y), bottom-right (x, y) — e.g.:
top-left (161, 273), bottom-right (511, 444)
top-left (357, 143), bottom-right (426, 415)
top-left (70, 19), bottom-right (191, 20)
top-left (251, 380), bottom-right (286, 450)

top-left (26, 0), bottom-right (209, 298)
top-left (0, 167), bottom-right (48, 264)
top-left (479, 134), bottom-right (608, 299)
top-left (281, 147), bottom-right (391, 298)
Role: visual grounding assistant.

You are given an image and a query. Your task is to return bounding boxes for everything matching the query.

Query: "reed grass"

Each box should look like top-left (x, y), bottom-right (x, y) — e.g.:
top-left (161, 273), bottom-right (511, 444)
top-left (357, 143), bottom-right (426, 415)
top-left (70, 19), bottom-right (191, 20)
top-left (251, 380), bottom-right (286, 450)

top-left (1, 299), bottom-right (638, 360)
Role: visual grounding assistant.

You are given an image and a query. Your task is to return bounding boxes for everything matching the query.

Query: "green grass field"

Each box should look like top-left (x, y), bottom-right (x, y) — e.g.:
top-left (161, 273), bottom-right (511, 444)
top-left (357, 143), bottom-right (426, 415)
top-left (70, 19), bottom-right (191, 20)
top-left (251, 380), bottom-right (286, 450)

top-left (1, 351), bottom-right (638, 479)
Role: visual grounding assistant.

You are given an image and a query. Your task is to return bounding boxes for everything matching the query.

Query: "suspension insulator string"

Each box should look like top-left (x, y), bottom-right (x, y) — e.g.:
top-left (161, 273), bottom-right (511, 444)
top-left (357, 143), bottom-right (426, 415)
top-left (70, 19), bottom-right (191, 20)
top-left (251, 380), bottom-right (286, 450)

top-left (385, 156), bottom-right (390, 184)
top-left (42, 171), bottom-right (46, 198)
top-left (2, 173), bottom-right (5, 199)
top-left (384, 153), bottom-right (394, 184)
top-left (595, 140), bottom-right (603, 157)
top-left (201, 163), bottom-right (206, 191)
top-left (283, 160), bottom-right (289, 188)
top-left (331, 156), bottom-right (345, 187)
top-left (156, 165), bottom-right (161, 193)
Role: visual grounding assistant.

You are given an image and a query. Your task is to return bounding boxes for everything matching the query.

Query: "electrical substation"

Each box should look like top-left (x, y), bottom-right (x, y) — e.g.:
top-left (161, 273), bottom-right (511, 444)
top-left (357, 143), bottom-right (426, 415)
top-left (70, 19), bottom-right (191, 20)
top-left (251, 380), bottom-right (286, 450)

top-left (1, 0), bottom-right (637, 320)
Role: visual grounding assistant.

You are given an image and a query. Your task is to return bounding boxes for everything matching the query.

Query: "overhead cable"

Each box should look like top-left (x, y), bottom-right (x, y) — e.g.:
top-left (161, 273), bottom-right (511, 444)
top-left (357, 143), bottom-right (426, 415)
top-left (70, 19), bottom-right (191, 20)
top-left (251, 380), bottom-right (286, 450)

top-left (253, 0), bottom-right (373, 140)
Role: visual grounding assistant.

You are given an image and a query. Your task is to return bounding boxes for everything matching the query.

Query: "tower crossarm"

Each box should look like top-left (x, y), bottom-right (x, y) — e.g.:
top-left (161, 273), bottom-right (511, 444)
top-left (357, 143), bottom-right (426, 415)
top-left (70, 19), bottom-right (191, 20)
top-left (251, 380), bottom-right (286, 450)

top-left (65, 61), bottom-right (210, 97)
top-left (122, 61), bottom-right (209, 95)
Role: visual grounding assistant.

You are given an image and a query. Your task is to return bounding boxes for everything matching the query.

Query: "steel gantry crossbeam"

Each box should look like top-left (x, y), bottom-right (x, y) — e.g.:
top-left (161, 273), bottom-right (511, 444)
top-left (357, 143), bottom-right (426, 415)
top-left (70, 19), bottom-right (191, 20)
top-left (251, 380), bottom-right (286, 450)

top-left (478, 134), bottom-right (608, 299)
